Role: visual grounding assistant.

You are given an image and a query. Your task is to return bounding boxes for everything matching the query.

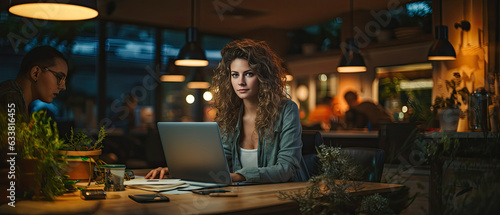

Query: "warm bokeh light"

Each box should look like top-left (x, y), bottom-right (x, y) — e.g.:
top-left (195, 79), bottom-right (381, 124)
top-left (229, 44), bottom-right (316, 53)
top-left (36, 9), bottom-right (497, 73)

top-left (337, 66), bottom-right (367, 73)
top-left (427, 56), bottom-right (456, 61)
top-left (402, 106), bottom-right (408, 113)
top-left (161, 75), bottom-right (185, 82)
top-left (319, 74), bottom-right (328, 82)
top-left (296, 85), bottom-right (309, 102)
top-left (187, 81), bottom-right (210, 89)
top-left (9, 3), bottom-right (98, 21)
top-left (203, 91), bottom-right (213, 101)
top-left (186, 94), bottom-right (195, 104)
top-left (174, 59), bottom-right (209, 67)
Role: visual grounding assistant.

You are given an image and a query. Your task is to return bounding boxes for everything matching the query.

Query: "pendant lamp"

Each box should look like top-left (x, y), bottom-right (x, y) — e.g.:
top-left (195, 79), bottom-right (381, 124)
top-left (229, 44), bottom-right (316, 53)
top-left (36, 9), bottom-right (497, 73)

top-left (161, 59), bottom-right (186, 82)
top-left (338, 38), bottom-right (367, 73)
top-left (427, 0), bottom-right (456, 60)
top-left (175, 0), bottom-right (209, 67)
top-left (337, 0), bottom-right (367, 73)
top-left (187, 68), bottom-right (210, 89)
top-left (9, 0), bottom-right (98, 21)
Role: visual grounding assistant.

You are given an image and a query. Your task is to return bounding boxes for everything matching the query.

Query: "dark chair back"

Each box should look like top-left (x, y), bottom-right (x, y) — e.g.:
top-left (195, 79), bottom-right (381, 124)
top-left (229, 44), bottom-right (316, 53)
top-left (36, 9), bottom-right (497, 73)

top-left (301, 131), bottom-right (323, 178)
top-left (378, 122), bottom-right (416, 164)
top-left (340, 147), bottom-right (385, 182)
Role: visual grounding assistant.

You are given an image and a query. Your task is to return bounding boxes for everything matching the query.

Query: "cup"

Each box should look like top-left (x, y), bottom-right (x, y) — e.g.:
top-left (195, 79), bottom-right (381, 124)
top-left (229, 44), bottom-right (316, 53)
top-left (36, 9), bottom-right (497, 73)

top-left (102, 164), bottom-right (126, 191)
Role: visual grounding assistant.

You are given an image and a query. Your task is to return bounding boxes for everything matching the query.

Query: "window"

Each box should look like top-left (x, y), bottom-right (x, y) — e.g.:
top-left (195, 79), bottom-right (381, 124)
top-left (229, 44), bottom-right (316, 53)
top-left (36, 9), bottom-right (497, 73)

top-left (376, 63), bottom-right (433, 122)
top-left (0, 13), bottom-right (98, 129)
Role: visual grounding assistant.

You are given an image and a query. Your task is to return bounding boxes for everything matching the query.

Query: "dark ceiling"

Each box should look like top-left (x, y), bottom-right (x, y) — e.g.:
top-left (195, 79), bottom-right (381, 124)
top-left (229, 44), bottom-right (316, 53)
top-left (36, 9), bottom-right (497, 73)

top-left (97, 0), bottom-right (398, 36)
top-left (1, 0), bottom-right (404, 36)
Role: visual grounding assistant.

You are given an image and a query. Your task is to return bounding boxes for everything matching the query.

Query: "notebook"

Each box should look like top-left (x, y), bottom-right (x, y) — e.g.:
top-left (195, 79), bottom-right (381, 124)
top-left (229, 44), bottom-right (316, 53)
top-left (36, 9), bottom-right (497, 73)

top-left (157, 122), bottom-right (234, 187)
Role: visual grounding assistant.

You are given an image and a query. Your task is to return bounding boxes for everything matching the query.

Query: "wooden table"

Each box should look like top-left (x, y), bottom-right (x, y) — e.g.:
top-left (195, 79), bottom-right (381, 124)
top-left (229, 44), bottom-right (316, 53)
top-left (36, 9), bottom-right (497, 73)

top-left (1, 176), bottom-right (404, 215)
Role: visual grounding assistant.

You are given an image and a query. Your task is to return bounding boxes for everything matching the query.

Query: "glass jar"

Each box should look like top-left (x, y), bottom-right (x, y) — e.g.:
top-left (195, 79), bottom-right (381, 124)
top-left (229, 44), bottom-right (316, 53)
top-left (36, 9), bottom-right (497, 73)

top-left (469, 88), bottom-right (490, 131)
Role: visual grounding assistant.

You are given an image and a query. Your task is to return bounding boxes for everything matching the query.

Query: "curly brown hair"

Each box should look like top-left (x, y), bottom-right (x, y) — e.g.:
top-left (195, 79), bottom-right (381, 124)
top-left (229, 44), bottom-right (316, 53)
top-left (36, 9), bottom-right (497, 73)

top-left (210, 39), bottom-right (288, 140)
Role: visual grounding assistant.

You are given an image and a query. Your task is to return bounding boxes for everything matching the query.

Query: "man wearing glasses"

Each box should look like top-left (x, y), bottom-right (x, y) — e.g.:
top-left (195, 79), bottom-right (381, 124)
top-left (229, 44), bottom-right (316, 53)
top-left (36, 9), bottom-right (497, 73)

top-left (0, 45), bottom-right (68, 122)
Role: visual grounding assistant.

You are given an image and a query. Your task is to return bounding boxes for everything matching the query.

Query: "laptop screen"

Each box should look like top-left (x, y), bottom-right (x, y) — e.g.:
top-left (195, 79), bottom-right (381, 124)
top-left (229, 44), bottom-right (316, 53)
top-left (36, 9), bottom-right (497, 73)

top-left (157, 122), bottom-right (232, 185)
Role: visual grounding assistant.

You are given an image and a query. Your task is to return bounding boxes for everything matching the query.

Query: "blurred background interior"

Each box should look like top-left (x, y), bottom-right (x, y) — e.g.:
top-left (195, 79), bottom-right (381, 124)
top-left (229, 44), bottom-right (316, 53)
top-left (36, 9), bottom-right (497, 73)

top-left (0, 0), bottom-right (498, 172)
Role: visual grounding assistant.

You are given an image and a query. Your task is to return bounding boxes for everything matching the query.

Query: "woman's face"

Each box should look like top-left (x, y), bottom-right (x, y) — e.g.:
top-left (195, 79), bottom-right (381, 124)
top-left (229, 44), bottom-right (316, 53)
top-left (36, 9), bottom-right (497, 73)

top-left (230, 58), bottom-right (259, 101)
top-left (34, 57), bottom-right (68, 103)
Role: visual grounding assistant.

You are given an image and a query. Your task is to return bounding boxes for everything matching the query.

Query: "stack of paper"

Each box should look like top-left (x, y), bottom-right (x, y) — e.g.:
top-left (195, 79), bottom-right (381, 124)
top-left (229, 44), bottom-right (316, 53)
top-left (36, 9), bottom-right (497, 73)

top-left (125, 178), bottom-right (188, 192)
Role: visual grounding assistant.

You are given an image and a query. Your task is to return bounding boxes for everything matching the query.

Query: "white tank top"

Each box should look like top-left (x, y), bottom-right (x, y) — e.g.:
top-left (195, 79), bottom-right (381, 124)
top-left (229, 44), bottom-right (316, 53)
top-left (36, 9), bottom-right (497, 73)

top-left (240, 147), bottom-right (258, 168)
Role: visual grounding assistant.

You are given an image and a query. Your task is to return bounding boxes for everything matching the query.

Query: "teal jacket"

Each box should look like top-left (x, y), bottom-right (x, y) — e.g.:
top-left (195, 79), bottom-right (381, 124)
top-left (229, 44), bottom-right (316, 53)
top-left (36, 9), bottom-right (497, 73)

top-left (222, 100), bottom-right (309, 183)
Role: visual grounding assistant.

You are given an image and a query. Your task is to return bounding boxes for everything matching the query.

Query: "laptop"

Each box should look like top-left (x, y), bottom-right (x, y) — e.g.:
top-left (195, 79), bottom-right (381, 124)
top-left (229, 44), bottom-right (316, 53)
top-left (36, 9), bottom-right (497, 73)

top-left (157, 122), bottom-right (235, 187)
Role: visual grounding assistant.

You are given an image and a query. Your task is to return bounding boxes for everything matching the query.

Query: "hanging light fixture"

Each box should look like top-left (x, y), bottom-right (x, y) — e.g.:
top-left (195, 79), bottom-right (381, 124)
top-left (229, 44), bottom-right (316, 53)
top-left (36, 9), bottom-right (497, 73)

top-left (337, 0), bottom-right (367, 73)
top-left (9, 0), bottom-right (98, 21)
top-left (161, 59), bottom-right (186, 82)
top-left (175, 0), bottom-right (209, 67)
top-left (187, 68), bottom-right (210, 89)
top-left (428, 0), bottom-right (456, 60)
top-left (338, 38), bottom-right (367, 73)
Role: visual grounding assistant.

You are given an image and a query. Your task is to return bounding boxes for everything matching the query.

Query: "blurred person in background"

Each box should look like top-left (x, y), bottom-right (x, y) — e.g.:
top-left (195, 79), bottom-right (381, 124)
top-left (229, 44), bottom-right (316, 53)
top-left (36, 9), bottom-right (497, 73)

top-left (110, 93), bottom-right (139, 134)
top-left (344, 90), bottom-right (392, 130)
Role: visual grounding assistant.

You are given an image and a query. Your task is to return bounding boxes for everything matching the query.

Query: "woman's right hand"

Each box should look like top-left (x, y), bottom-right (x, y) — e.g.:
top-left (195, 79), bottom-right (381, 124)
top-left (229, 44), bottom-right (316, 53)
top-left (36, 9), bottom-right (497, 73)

top-left (144, 167), bottom-right (169, 179)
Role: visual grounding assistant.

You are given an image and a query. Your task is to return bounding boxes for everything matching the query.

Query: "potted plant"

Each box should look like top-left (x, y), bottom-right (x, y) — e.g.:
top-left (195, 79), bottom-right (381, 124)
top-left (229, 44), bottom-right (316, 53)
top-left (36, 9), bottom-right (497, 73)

top-left (58, 126), bottom-right (106, 181)
top-left (279, 145), bottom-right (397, 214)
top-left (433, 73), bottom-right (470, 132)
top-left (11, 111), bottom-right (68, 200)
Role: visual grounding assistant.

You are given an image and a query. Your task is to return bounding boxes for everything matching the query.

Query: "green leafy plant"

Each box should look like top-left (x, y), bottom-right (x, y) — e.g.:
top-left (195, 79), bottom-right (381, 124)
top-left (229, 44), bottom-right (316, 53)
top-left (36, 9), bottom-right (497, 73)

top-left (62, 126), bottom-right (106, 151)
top-left (279, 145), bottom-right (393, 214)
top-left (433, 72), bottom-right (470, 110)
top-left (17, 110), bottom-right (68, 200)
top-left (425, 133), bottom-right (500, 215)
top-left (380, 75), bottom-right (406, 101)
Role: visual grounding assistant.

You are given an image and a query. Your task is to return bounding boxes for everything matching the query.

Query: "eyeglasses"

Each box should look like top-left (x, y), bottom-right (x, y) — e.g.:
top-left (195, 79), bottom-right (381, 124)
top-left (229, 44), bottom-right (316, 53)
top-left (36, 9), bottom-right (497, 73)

top-left (41, 66), bottom-right (66, 86)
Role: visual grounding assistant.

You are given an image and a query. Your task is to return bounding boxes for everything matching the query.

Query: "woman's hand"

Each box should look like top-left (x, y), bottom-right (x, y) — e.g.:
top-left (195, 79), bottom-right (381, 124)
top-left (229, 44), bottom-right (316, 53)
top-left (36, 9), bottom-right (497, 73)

top-left (145, 167), bottom-right (169, 179)
top-left (230, 173), bottom-right (246, 182)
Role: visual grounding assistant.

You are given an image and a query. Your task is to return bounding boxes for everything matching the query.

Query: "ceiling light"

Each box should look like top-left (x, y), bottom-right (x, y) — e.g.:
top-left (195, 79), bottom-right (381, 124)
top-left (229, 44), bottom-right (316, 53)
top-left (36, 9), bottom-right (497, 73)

top-left (337, 39), bottom-right (367, 73)
top-left (337, 0), bottom-right (367, 73)
top-left (428, 0), bottom-right (456, 61)
top-left (9, 0), bottom-right (98, 21)
top-left (161, 59), bottom-right (186, 82)
top-left (187, 69), bottom-right (210, 89)
top-left (175, 0), bottom-right (208, 67)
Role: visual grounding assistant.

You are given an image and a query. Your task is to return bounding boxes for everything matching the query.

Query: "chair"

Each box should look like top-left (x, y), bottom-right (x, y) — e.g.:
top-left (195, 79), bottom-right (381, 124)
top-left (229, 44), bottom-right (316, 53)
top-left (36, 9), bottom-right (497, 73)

top-left (378, 122), bottom-right (417, 164)
top-left (340, 147), bottom-right (385, 182)
top-left (301, 131), bottom-right (323, 179)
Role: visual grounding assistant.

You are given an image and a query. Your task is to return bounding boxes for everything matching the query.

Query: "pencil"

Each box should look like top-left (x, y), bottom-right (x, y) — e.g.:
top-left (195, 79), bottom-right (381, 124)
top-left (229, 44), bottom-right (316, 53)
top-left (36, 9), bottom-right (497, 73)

top-left (209, 193), bottom-right (238, 197)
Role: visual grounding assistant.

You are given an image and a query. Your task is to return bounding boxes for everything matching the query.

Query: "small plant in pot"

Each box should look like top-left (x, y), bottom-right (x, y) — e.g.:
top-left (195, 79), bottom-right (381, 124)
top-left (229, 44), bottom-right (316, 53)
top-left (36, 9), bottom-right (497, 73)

top-left (58, 126), bottom-right (106, 181)
top-left (433, 73), bottom-right (469, 132)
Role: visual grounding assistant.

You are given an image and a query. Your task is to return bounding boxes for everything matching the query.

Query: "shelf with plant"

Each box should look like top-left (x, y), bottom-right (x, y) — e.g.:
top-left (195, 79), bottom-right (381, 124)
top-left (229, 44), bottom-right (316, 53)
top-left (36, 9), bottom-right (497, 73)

top-left (432, 74), bottom-right (469, 110)
top-left (433, 73), bottom-right (470, 131)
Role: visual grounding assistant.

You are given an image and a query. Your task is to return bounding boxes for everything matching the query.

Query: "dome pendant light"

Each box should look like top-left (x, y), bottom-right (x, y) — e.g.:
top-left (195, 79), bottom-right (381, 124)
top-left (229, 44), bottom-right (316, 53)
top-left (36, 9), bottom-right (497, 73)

top-left (175, 0), bottom-right (209, 67)
top-left (9, 0), bottom-right (98, 21)
top-left (187, 68), bottom-right (210, 89)
top-left (338, 38), bottom-right (367, 73)
top-left (428, 0), bottom-right (456, 61)
top-left (337, 0), bottom-right (367, 73)
top-left (161, 59), bottom-right (186, 82)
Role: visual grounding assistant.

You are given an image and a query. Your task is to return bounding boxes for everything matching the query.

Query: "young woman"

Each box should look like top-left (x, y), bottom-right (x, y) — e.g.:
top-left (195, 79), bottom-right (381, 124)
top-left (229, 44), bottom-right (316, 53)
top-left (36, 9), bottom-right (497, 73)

top-left (146, 39), bottom-right (308, 183)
